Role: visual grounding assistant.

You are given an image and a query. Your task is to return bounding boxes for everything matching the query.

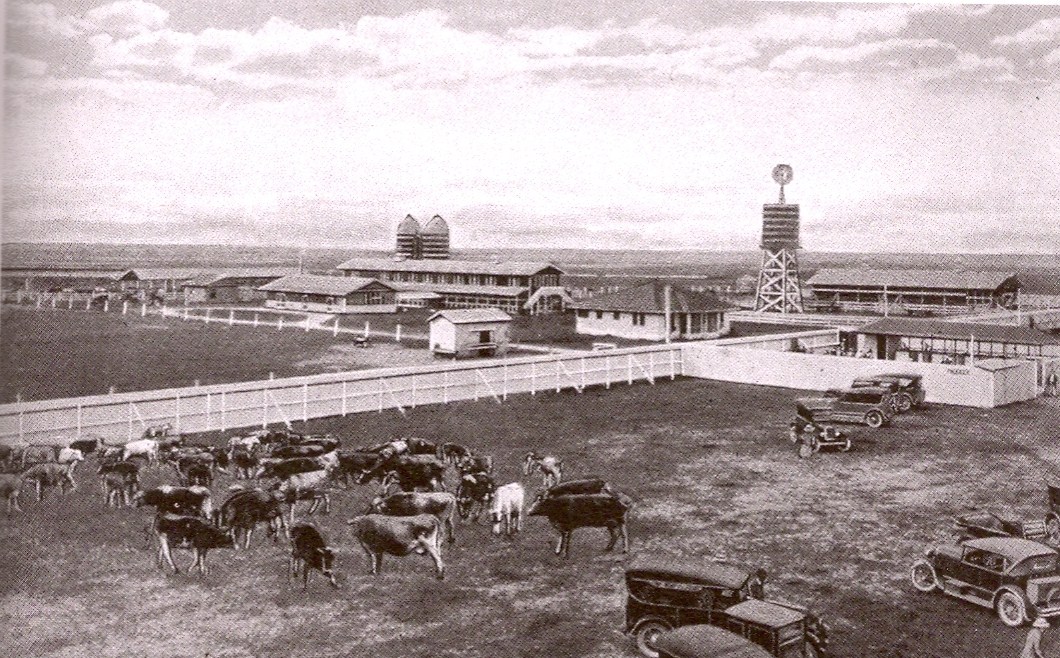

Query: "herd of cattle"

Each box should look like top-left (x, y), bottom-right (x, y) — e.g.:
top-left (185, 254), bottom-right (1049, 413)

top-left (0, 424), bottom-right (636, 587)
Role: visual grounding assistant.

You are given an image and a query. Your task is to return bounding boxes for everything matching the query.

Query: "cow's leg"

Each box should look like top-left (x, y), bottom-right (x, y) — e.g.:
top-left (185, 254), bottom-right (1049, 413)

top-left (244, 527), bottom-right (253, 550)
top-left (420, 533), bottom-right (445, 580)
top-left (35, 480), bottom-right (44, 502)
top-left (160, 535), bottom-right (180, 573)
top-left (620, 521), bottom-right (630, 553)
top-left (605, 525), bottom-right (619, 552)
top-left (303, 562), bottom-right (310, 590)
top-left (446, 512), bottom-right (456, 544)
top-left (308, 498), bottom-right (318, 516)
top-left (562, 531), bottom-right (573, 558)
top-left (322, 493), bottom-right (330, 515)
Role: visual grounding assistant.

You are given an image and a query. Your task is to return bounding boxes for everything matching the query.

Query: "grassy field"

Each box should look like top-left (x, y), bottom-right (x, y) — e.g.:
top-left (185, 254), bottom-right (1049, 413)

top-left (2, 378), bottom-right (1059, 658)
top-left (0, 307), bottom-right (439, 402)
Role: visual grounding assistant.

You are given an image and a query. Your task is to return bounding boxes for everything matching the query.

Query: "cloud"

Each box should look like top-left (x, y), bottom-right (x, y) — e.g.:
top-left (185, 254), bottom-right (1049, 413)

top-left (83, 0), bottom-right (169, 35)
top-left (993, 17), bottom-right (1060, 46)
top-left (5, 53), bottom-right (50, 77)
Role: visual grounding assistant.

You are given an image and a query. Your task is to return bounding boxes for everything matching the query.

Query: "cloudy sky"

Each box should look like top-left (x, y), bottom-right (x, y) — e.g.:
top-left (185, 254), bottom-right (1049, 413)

top-left (4, 1), bottom-right (1059, 253)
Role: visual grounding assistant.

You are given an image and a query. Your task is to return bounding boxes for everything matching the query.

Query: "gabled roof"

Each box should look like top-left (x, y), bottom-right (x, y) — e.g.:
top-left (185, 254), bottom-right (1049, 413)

top-left (397, 214), bottom-right (421, 234)
top-left (127, 268), bottom-right (206, 281)
top-left (336, 257), bottom-right (563, 276)
top-left (421, 214), bottom-right (449, 235)
top-left (258, 274), bottom-right (393, 296)
top-left (183, 269), bottom-right (297, 287)
top-left (858, 318), bottom-right (1060, 346)
top-left (428, 309), bottom-right (512, 324)
top-left (808, 269), bottom-right (1017, 291)
top-left (570, 280), bottom-right (733, 314)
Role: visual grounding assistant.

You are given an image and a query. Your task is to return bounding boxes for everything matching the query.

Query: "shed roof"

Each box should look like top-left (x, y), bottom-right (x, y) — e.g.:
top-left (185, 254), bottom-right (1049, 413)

top-left (724, 599), bottom-right (806, 628)
top-left (570, 280), bottom-right (733, 314)
top-left (184, 269), bottom-right (297, 287)
top-left (0, 268), bottom-right (133, 280)
top-left (428, 309), bottom-right (512, 324)
top-left (653, 625), bottom-right (772, 658)
top-left (858, 318), bottom-right (1060, 346)
top-left (258, 274), bottom-right (392, 296)
top-left (808, 269), bottom-right (1017, 291)
top-left (128, 268), bottom-right (206, 281)
top-left (336, 257), bottom-right (563, 276)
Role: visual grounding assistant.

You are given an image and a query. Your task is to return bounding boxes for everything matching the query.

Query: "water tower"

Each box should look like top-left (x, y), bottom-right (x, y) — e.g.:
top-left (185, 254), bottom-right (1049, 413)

top-left (753, 165), bottom-right (804, 313)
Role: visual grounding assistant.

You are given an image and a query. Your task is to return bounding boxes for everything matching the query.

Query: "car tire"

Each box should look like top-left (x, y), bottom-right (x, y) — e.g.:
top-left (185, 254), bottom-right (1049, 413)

top-left (897, 394), bottom-right (913, 413)
top-left (840, 439), bottom-right (852, 452)
top-left (995, 590), bottom-right (1028, 627)
top-left (910, 560), bottom-right (938, 593)
top-left (634, 620), bottom-right (672, 658)
top-left (865, 411), bottom-right (884, 428)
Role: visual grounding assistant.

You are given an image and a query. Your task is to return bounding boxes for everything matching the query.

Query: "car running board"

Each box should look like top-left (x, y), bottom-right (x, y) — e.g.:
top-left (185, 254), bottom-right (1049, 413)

top-left (939, 580), bottom-right (991, 607)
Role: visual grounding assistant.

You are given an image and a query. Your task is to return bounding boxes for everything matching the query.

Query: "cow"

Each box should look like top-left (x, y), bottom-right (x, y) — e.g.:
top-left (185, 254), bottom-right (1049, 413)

top-left (455, 472), bottom-right (495, 522)
top-left (20, 445), bottom-right (58, 468)
top-left (68, 435), bottom-right (106, 455)
top-left (170, 453), bottom-right (216, 485)
top-left (231, 450), bottom-right (260, 480)
top-left (275, 481), bottom-right (331, 524)
top-left (0, 474), bottom-right (23, 515)
top-left (257, 457), bottom-right (326, 481)
top-left (56, 447), bottom-right (84, 473)
top-left (102, 470), bottom-right (139, 508)
top-left (122, 439), bottom-right (160, 465)
top-left (133, 485), bottom-right (213, 519)
top-left (271, 445), bottom-right (327, 460)
top-left (489, 482), bottom-right (525, 538)
top-left (457, 455), bottom-right (493, 475)
top-left (154, 514), bottom-right (235, 575)
top-left (524, 451), bottom-right (562, 488)
top-left (526, 493), bottom-right (632, 558)
top-left (347, 514), bottom-right (445, 579)
top-left (362, 455), bottom-right (447, 493)
top-left (227, 435), bottom-right (261, 455)
top-left (143, 423), bottom-right (173, 439)
top-left (0, 444), bottom-right (16, 471)
top-left (297, 437), bottom-right (341, 454)
top-left (289, 523), bottom-right (338, 589)
top-left (185, 463), bottom-right (213, 487)
top-left (438, 442), bottom-right (471, 465)
top-left (21, 463), bottom-right (76, 501)
top-left (540, 478), bottom-right (612, 498)
top-left (332, 450), bottom-right (381, 488)
top-left (369, 491), bottom-right (457, 545)
top-left (405, 437), bottom-right (437, 456)
top-left (214, 487), bottom-right (287, 549)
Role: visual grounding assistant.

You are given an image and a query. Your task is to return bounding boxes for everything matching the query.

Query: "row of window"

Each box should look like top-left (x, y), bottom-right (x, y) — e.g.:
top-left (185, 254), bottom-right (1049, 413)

top-left (270, 292), bottom-right (391, 305)
top-left (351, 270), bottom-right (548, 288)
top-left (898, 336), bottom-right (1054, 357)
top-left (443, 295), bottom-right (522, 313)
top-left (575, 310), bottom-right (722, 332)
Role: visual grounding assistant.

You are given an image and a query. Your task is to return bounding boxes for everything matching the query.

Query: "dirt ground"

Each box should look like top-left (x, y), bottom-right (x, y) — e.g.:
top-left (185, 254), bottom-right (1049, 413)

top-left (2, 378), bottom-right (1059, 658)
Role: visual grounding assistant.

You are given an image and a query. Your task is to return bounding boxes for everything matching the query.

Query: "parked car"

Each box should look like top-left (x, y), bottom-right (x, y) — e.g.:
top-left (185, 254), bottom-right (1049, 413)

top-left (795, 387), bottom-right (895, 429)
top-left (1046, 483), bottom-right (1060, 546)
top-left (851, 373), bottom-right (926, 412)
top-left (652, 624), bottom-right (773, 658)
top-left (625, 555), bottom-right (827, 657)
top-left (910, 536), bottom-right (1060, 627)
top-left (953, 510), bottom-right (1047, 543)
top-left (720, 600), bottom-right (827, 658)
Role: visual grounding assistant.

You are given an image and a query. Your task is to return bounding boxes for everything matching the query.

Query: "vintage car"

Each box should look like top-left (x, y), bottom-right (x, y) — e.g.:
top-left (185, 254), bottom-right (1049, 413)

top-left (720, 600), bottom-right (827, 658)
top-left (795, 388), bottom-right (894, 428)
top-left (788, 415), bottom-right (852, 456)
top-left (1046, 483), bottom-right (1060, 546)
top-left (653, 624), bottom-right (773, 658)
top-left (626, 555), bottom-right (827, 657)
top-left (953, 510), bottom-right (1047, 543)
top-left (850, 373), bottom-right (926, 412)
top-left (910, 536), bottom-right (1060, 627)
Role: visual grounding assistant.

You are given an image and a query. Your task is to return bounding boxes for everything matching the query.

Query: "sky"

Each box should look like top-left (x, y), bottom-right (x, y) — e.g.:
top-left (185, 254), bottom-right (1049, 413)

top-left (3, 1), bottom-right (1060, 253)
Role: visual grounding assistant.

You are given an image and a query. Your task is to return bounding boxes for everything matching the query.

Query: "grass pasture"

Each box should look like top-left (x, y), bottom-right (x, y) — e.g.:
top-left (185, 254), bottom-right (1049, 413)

top-left (2, 379), bottom-right (1059, 657)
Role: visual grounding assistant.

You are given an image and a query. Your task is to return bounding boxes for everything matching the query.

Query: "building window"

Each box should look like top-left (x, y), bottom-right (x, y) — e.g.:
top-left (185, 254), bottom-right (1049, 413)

top-left (596, 310), bottom-right (604, 319)
top-left (366, 291), bottom-right (384, 305)
top-left (613, 311), bottom-right (621, 320)
top-left (577, 310), bottom-right (588, 318)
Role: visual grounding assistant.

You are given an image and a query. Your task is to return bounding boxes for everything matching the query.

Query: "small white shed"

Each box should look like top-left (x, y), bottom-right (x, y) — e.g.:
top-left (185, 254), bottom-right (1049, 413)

top-left (428, 309), bottom-right (512, 358)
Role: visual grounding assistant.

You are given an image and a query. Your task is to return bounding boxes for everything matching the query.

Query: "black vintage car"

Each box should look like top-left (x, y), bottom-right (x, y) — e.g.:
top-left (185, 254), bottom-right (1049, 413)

top-left (851, 373), bottom-right (926, 412)
top-left (953, 510), bottom-right (1047, 543)
top-left (625, 555), bottom-right (827, 658)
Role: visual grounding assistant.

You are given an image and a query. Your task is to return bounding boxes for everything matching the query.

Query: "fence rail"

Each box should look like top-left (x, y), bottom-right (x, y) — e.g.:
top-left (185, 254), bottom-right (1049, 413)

top-left (0, 345), bottom-right (684, 444)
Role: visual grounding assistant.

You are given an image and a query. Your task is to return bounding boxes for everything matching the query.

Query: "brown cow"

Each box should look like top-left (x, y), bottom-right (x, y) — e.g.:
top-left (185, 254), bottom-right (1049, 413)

top-left (21, 463), bottom-right (76, 501)
top-left (347, 514), bottom-right (444, 579)
top-left (0, 474), bottom-right (23, 515)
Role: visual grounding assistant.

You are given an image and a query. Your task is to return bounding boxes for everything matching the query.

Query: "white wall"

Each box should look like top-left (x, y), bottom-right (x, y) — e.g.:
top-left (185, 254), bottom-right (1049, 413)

top-left (576, 313), bottom-right (668, 340)
top-left (680, 343), bottom-right (1037, 408)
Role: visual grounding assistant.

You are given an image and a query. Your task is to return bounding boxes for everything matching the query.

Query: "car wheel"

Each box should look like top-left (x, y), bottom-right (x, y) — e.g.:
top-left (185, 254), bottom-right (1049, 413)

top-left (897, 394), bottom-right (913, 413)
top-left (865, 411), bottom-right (884, 428)
top-left (634, 620), bottom-right (672, 658)
top-left (1046, 516), bottom-right (1060, 545)
top-left (995, 590), bottom-right (1027, 627)
top-left (910, 560), bottom-right (938, 593)
top-left (839, 439), bottom-right (852, 452)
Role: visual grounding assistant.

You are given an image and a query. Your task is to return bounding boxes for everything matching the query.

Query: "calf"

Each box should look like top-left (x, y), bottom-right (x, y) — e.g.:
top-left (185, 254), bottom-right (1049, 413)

top-left (257, 457), bottom-right (324, 480)
top-left (227, 435), bottom-right (261, 454)
top-left (185, 463), bottom-right (213, 487)
top-left (526, 492), bottom-right (632, 558)
top-left (289, 523), bottom-right (338, 589)
top-left (271, 445), bottom-right (326, 460)
top-left (332, 450), bottom-right (381, 488)
top-left (56, 447), bottom-right (85, 474)
top-left (215, 487), bottom-right (287, 549)
top-left (275, 480), bottom-right (331, 524)
top-left (370, 491), bottom-right (457, 544)
top-left (347, 514), bottom-right (445, 579)
top-left (134, 485), bottom-right (213, 519)
top-left (0, 474), bottom-right (23, 515)
top-left (170, 453), bottom-right (216, 486)
top-left (21, 463), bottom-right (76, 501)
top-left (455, 472), bottom-right (495, 522)
top-left (489, 482), bottom-right (525, 538)
top-left (363, 455), bottom-right (447, 493)
top-left (524, 451), bottom-right (562, 488)
top-left (98, 460), bottom-right (141, 507)
top-left (154, 514), bottom-right (235, 575)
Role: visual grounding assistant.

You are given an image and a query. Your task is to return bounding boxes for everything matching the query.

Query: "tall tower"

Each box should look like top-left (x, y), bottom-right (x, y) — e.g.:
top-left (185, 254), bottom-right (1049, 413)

top-left (754, 164), bottom-right (804, 314)
top-left (396, 214), bottom-right (421, 259)
top-left (420, 215), bottom-right (450, 259)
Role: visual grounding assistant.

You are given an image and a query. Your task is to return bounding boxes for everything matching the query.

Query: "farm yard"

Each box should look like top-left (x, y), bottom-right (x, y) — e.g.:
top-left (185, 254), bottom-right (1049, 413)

top-left (2, 378), bottom-right (1059, 658)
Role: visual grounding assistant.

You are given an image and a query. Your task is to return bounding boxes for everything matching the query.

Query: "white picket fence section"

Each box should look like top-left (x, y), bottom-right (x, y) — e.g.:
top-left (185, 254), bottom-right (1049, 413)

top-left (0, 345), bottom-right (684, 444)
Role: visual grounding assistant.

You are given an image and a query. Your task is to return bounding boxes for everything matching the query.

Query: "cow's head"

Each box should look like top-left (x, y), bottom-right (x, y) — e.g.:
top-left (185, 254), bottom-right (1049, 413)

top-left (315, 546), bottom-right (338, 581)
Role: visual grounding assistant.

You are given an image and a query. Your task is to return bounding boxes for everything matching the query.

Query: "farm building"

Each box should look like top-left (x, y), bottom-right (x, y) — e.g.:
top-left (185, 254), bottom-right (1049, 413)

top-left (807, 269), bottom-right (1019, 316)
top-left (396, 291), bottom-right (444, 310)
top-left (1, 268), bottom-right (136, 292)
top-left (428, 309), bottom-right (512, 358)
top-left (259, 275), bottom-right (397, 314)
top-left (1018, 272), bottom-right (1060, 310)
top-left (125, 268), bottom-right (204, 293)
top-left (570, 280), bottom-right (734, 341)
top-left (336, 257), bottom-right (569, 315)
top-left (856, 317), bottom-right (1060, 366)
top-left (182, 269), bottom-right (297, 304)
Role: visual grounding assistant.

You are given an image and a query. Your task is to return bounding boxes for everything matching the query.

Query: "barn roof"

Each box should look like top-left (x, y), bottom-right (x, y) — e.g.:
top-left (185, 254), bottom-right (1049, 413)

top-left (336, 257), bottom-right (563, 276)
top-left (858, 318), bottom-right (1060, 345)
top-left (807, 268), bottom-right (1017, 291)
top-left (183, 269), bottom-right (297, 287)
top-left (428, 309), bottom-right (512, 324)
top-left (570, 280), bottom-right (732, 313)
top-left (258, 274), bottom-right (393, 296)
top-left (127, 268), bottom-right (206, 281)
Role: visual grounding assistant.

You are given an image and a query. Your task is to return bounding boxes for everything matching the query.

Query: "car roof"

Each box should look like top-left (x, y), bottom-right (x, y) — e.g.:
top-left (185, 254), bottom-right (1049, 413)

top-left (653, 625), bottom-right (773, 658)
top-left (626, 555), bottom-right (750, 589)
top-left (724, 600), bottom-right (807, 628)
top-left (876, 373), bottom-right (921, 380)
top-left (963, 537), bottom-right (1057, 561)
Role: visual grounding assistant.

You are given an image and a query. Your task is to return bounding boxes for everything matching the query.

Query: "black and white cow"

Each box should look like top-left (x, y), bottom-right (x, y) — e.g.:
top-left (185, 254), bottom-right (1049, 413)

top-left (214, 487), bottom-right (288, 549)
top-left (154, 514), bottom-right (235, 575)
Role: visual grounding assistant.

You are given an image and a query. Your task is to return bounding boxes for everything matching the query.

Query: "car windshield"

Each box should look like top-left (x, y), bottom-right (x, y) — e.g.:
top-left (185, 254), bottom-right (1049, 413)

top-left (1009, 554), bottom-right (1058, 576)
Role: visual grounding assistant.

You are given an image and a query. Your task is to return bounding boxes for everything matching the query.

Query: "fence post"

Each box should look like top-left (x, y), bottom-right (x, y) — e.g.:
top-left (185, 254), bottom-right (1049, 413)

top-left (303, 384), bottom-right (309, 422)
top-left (305, 316), bottom-right (310, 332)
top-left (396, 324), bottom-right (402, 342)
top-left (183, 307), bottom-right (189, 321)
top-left (103, 299), bottom-right (109, 313)
top-left (205, 309), bottom-right (210, 324)
top-left (175, 394), bottom-right (181, 434)
top-left (68, 295), bottom-right (74, 309)
top-left (19, 409), bottom-right (24, 443)
top-left (649, 351), bottom-right (654, 379)
top-left (128, 403), bottom-right (134, 441)
top-left (76, 403), bottom-right (82, 436)
top-left (605, 356), bottom-right (611, 389)
top-left (229, 310), bottom-right (235, 327)
top-left (141, 303), bottom-right (147, 317)
top-left (254, 313), bottom-right (259, 327)
top-left (52, 296), bottom-right (57, 308)
top-left (334, 319), bottom-right (339, 337)
top-left (17, 290), bottom-right (22, 304)
top-left (581, 357), bottom-right (586, 390)
top-left (220, 391), bottom-right (227, 431)
top-left (364, 321), bottom-right (370, 338)
top-left (443, 371), bottom-right (449, 404)
top-left (503, 363), bottom-right (508, 400)
top-left (86, 298), bottom-right (91, 311)
top-left (341, 381), bottom-right (347, 416)
top-left (670, 349), bottom-right (676, 380)
top-left (277, 316), bottom-right (283, 331)
top-left (628, 355), bottom-right (633, 385)
top-left (123, 301), bottom-right (129, 315)
top-left (531, 362), bottom-right (536, 395)
top-left (411, 376), bottom-right (417, 408)
top-left (206, 393), bottom-right (211, 431)
top-left (262, 389), bottom-right (268, 428)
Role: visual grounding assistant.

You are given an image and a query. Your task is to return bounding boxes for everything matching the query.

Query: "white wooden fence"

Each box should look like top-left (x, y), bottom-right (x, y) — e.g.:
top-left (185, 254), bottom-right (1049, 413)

top-left (0, 345), bottom-right (684, 444)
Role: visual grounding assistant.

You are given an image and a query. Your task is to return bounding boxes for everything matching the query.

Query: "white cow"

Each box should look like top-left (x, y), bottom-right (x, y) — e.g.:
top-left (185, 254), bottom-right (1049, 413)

top-left (57, 447), bottom-right (85, 475)
top-left (122, 439), bottom-right (160, 465)
top-left (490, 482), bottom-right (525, 538)
top-left (227, 435), bottom-right (261, 453)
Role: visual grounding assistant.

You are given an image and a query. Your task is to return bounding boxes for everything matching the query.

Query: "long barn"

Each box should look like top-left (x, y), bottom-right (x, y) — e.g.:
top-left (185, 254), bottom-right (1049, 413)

top-left (807, 269), bottom-right (1019, 316)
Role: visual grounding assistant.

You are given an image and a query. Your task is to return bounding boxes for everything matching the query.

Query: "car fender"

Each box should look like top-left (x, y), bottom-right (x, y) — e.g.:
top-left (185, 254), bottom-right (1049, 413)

top-left (629, 616), bottom-right (674, 636)
top-left (993, 585), bottom-right (1030, 612)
